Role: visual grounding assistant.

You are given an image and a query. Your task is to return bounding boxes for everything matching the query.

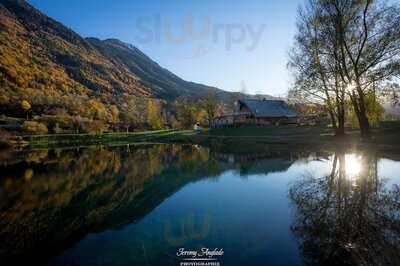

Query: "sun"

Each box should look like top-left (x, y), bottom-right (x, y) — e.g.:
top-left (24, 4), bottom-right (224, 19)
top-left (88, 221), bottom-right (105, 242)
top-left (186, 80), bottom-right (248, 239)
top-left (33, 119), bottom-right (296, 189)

top-left (345, 154), bottom-right (362, 179)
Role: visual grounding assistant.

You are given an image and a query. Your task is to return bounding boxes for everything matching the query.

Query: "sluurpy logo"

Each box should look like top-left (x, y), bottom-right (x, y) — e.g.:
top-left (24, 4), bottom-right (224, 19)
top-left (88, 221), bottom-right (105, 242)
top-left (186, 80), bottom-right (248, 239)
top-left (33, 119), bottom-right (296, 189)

top-left (133, 13), bottom-right (266, 58)
top-left (176, 247), bottom-right (224, 266)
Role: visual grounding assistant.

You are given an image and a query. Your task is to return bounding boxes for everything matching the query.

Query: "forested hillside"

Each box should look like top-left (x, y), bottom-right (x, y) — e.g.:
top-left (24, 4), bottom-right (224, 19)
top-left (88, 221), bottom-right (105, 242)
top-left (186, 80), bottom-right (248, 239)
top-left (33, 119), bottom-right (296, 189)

top-left (0, 0), bottom-right (229, 133)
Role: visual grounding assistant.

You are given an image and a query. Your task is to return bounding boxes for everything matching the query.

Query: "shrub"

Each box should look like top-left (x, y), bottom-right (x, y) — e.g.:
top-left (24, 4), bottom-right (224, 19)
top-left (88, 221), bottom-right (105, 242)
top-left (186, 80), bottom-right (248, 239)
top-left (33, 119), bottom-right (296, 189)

top-left (36, 115), bottom-right (75, 133)
top-left (22, 121), bottom-right (48, 135)
top-left (81, 120), bottom-right (108, 134)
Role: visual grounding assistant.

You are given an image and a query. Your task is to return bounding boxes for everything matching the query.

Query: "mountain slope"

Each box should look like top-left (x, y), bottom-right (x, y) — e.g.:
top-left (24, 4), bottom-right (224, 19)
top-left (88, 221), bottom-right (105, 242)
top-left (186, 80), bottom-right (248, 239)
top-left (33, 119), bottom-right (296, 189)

top-left (0, 0), bottom-right (226, 121)
top-left (87, 38), bottom-right (220, 100)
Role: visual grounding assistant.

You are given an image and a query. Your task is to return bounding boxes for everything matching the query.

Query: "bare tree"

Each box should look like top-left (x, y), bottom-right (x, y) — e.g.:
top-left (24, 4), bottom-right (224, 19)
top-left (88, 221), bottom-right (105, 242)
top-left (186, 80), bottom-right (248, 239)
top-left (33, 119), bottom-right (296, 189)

top-left (320, 0), bottom-right (400, 136)
top-left (289, 0), bottom-right (400, 137)
top-left (289, 1), bottom-right (347, 135)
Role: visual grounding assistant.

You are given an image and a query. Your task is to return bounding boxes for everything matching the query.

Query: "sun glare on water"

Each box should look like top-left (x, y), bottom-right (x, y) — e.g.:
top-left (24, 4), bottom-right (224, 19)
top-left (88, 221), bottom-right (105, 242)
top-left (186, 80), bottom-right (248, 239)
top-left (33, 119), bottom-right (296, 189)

top-left (345, 154), bottom-right (362, 179)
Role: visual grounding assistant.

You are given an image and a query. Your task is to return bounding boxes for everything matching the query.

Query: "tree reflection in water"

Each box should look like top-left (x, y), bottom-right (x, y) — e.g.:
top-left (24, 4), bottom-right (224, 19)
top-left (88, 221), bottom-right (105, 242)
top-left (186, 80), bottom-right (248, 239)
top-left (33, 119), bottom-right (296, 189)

top-left (0, 144), bottom-right (221, 265)
top-left (289, 150), bottom-right (400, 265)
top-left (2, 144), bottom-right (399, 265)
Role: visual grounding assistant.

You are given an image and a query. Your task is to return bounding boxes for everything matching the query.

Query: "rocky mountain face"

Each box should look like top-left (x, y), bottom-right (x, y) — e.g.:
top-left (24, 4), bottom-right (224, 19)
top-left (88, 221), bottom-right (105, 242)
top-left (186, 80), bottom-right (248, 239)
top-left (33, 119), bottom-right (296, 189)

top-left (0, 0), bottom-right (228, 119)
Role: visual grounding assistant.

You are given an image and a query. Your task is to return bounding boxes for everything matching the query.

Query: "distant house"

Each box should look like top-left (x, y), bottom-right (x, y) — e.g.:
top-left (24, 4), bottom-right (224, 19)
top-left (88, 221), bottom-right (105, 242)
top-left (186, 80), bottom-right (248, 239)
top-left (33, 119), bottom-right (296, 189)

top-left (212, 99), bottom-right (299, 128)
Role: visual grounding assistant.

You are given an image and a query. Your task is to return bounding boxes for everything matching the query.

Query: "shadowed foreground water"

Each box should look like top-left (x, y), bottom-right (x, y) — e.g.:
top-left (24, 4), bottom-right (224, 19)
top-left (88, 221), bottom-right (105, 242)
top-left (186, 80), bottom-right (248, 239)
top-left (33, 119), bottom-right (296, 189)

top-left (0, 144), bottom-right (399, 266)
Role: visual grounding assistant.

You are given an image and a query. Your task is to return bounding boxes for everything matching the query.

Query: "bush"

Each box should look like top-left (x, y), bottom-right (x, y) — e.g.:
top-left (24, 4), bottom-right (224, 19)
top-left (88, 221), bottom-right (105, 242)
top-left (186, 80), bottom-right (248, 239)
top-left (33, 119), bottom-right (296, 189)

top-left (22, 121), bottom-right (48, 135)
top-left (36, 115), bottom-right (75, 133)
top-left (81, 120), bottom-right (108, 134)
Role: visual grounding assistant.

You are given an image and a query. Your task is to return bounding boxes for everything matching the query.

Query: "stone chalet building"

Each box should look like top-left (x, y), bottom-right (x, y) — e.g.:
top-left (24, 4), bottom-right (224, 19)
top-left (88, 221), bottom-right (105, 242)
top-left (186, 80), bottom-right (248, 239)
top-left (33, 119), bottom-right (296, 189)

top-left (212, 99), bottom-right (299, 128)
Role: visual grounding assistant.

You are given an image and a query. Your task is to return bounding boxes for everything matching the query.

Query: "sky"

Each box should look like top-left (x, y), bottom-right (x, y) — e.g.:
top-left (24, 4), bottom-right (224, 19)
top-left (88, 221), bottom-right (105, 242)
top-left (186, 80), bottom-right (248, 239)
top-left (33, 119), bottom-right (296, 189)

top-left (27, 0), bottom-right (302, 96)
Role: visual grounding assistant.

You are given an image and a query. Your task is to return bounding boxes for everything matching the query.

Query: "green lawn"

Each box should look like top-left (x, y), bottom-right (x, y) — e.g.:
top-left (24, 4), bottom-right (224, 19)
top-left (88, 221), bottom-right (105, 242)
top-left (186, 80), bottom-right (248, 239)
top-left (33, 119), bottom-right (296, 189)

top-left (13, 121), bottom-right (400, 151)
top-left (207, 124), bottom-right (334, 137)
top-left (20, 129), bottom-right (184, 149)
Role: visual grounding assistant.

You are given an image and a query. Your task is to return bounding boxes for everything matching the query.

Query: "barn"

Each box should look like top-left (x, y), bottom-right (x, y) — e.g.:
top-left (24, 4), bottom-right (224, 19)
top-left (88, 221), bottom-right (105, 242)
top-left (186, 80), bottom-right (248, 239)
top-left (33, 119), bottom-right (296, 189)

top-left (212, 99), bottom-right (299, 128)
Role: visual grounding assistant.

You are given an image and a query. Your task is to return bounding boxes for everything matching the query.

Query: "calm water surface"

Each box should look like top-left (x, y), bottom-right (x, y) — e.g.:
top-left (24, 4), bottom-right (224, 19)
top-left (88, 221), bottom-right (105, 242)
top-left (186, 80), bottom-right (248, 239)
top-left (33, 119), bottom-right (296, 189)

top-left (0, 144), bottom-right (399, 265)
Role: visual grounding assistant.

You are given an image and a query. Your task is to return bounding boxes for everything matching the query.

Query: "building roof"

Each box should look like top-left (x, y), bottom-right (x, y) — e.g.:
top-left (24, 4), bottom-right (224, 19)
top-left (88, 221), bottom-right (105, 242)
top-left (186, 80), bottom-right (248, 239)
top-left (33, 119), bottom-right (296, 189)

top-left (239, 99), bottom-right (298, 118)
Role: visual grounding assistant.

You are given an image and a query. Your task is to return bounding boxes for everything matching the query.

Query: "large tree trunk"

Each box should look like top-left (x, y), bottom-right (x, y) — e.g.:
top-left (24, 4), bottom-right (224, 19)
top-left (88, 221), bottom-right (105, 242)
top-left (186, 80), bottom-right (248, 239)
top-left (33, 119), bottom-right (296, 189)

top-left (335, 89), bottom-right (346, 136)
top-left (337, 109), bottom-right (345, 136)
top-left (358, 112), bottom-right (370, 137)
top-left (325, 97), bottom-right (339, 135)
top-left (351, 91), bottom-right (370, 138)
top-left (355, 79), bottom-right (371, 137)
top-left (328, 109), bottom-right (338, 132)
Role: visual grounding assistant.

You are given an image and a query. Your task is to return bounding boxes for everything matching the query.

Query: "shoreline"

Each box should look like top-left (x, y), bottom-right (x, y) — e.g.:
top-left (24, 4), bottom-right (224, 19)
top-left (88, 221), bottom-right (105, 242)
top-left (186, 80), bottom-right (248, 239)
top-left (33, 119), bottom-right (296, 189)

top-left (5, 125), bottom-right (398, 154)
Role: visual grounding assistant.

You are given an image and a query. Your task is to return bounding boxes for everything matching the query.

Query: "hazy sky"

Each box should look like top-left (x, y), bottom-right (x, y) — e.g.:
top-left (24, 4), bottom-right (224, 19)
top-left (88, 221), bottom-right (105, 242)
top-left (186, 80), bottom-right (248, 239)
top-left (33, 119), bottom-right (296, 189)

top-left (28, 0), bottom-right (302, 96)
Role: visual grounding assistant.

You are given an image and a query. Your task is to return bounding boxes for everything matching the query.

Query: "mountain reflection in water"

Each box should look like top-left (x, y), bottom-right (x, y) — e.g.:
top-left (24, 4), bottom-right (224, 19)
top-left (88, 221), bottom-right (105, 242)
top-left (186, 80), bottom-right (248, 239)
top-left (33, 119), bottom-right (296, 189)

top-left (0, 144), bottom-right (399, 266)
top-left (0, 144), bottom-right (220, 265)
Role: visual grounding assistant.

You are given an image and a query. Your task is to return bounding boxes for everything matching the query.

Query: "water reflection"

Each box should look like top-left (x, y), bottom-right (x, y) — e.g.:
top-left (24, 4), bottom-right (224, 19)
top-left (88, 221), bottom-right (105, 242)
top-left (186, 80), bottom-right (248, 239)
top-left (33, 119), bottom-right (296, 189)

top-left (0, 144), bottom-right (223, 265)
top-left (0, 144), bottom-right (399, 265)
top-left (289, 150), bottom-right (400, 265)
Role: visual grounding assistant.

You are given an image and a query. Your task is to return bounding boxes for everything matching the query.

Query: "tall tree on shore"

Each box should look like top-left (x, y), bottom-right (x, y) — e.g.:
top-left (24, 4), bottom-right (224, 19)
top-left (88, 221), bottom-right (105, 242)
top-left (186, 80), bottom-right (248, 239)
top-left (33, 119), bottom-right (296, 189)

top-left (120, 96), bottom-right (147, 132)
top-left (147, 100), bottom-right (164, 130)
top-left (289, 1), bottom-right (347, 135)
top-left (290, 0), bottom-right (400, 137)
top-left (329, 0), bottom-right (400, 136)
top-left (109, 105), bottom-right (120, 130)
top-left (201, 91), bottom-right (222, 128)
top-left (175, 97), bottom-right (198, 129)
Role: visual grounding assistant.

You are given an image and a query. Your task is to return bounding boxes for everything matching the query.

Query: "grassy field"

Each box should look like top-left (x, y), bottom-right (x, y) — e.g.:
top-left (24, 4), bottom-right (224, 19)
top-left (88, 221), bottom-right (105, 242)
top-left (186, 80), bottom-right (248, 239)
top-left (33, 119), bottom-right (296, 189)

top-left (169, 123), bottom-right (400, 153)
top-left (9, 121), bottom-right (400, 151)
top-left (208, 124), bottom-right (335, 137)
top-left (19, 130), bottom-right (192, 149)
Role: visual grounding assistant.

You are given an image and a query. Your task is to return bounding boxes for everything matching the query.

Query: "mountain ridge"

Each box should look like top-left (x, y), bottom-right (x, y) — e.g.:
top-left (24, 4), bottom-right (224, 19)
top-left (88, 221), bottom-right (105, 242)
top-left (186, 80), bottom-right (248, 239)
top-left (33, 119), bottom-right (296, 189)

top-left (85, 37), bottom-right (221, 100)
top-left (0, 0), bottom-right (279, 132)
top-left (0, 0), bottom-right (231, 114)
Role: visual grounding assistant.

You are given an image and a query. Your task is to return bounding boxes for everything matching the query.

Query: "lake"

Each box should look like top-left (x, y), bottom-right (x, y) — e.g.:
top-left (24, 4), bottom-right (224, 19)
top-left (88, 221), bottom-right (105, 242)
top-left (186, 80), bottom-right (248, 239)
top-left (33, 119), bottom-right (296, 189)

top-left (0, 144), bottom-right (399, 266)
